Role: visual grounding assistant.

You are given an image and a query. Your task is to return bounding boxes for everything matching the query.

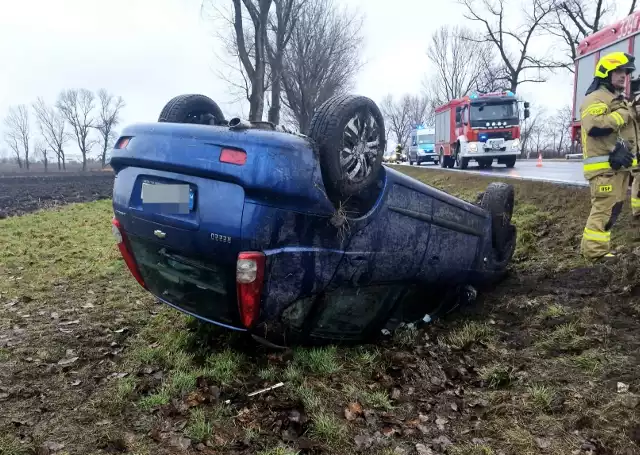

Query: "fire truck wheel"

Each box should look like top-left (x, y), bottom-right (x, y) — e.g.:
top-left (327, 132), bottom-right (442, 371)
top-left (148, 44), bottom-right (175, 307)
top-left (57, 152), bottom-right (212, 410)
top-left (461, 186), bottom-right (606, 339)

top-left (158, 94), bottom-right (226, 125)
top-left (504, 157), bottom-right (516, 168)
top-left (457, 156), bottom-right (470, 169)
top-left (309, 94), bottom-right (385, 200)
top-left (480, 182), bottom-right (516, 262)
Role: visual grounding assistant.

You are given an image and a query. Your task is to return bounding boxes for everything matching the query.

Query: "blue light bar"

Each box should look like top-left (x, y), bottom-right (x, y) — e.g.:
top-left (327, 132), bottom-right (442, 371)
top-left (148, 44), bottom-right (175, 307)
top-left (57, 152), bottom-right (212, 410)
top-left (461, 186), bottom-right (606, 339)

top-left (506, 91), bottom-right (514, 96)
top-left (470, 92), bottom-right (479, 99)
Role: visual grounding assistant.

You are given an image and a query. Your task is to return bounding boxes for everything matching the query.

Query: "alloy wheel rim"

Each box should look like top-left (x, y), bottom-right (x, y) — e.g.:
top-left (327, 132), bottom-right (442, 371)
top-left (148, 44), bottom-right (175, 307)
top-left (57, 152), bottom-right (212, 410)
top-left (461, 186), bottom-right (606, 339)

top-left (341, 109), bottom-right (381, 183)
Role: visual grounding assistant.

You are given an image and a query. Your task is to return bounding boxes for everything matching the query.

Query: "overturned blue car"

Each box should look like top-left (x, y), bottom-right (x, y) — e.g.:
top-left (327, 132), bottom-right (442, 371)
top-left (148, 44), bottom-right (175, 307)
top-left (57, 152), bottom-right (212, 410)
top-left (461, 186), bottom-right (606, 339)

top-left (109, 93), bottom-right (516, 346)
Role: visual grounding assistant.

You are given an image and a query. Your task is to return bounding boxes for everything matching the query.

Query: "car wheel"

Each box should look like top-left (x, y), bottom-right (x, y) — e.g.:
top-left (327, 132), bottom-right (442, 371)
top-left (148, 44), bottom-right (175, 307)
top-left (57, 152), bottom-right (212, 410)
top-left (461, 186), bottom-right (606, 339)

top-left (480, 182), bottom-right (516, 262)
top-left (309, 94), bottom-right (385, 199)
top-left (439, 151), bottom-right (446, 168)
top-left (505, 157), bottom-right (516, 168)
top-left (158, 94), bottom-right (226, 125)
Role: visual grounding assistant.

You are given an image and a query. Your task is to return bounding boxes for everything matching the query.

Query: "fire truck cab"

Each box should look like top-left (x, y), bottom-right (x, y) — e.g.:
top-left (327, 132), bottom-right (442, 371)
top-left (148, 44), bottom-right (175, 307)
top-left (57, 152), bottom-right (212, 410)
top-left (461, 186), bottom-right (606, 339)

top-left (572, 10), bottom-right (640, 149)
top-left (434, 91), bottom-right (529, 170)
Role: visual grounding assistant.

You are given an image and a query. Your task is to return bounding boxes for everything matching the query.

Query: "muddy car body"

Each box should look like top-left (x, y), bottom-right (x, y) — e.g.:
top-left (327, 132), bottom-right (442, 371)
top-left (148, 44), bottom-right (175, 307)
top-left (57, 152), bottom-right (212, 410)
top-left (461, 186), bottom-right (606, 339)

top-left (110, 94), bottom-right (516, 345)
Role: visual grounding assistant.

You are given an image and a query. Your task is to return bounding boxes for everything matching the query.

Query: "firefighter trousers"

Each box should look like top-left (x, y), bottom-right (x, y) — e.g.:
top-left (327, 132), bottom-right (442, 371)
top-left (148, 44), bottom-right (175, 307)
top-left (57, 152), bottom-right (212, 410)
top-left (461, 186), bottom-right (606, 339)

top-left (632, 171), bottom-right (640, 217)
top-left (581, 171), bottom-right (630, 260)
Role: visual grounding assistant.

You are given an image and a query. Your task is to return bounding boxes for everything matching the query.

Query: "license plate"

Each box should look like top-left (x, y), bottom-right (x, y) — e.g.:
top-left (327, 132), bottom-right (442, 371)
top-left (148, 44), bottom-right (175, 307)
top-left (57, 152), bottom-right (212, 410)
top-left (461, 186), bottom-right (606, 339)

top-left (492, 142), bottom-right (502, 150)
top-left (141, 182), bottom-right (194, 213)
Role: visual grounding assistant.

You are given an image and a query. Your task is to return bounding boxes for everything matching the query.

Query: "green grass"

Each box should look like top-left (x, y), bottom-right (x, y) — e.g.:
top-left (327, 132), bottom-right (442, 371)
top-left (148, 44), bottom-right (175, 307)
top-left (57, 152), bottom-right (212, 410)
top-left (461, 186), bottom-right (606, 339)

top-left (480, 364), bottom-right (517, 389)
top-left (528, 385), bottom-right (556, 411)
top-left (185, 408), bottom-right (212, 442)
top-left (0, 434), bottom-right (30, 455)
top-left (536, 322), bottom-right (588, 353)
top-left (444, 321), bottom-right (494, 349)
top-left (537, 304), bottom-right (567, 320)
top-left (203, 350), bottom-right (243, 385)
top-left (293, 346), bottom-right (342, 376)
top-left (344, 384), bottom-right (393, 410)
top-left (511, 203), bottom-right (552, 259)
top-left (138, 389), bottom-right (171, 410)
top-left (448, 444), bottom-right (496, 455)
top-left (257, 447), bottom-right (300, 455)
top-left (309, 411), bottom-right (347, 446)
top-left (0, 349), bottom-right (10, 361)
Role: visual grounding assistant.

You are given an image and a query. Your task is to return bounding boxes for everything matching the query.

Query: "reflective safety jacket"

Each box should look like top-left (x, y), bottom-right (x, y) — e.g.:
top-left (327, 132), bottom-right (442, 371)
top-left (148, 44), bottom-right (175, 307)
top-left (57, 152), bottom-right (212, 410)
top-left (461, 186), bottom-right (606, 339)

top-left (581, 86), bottom-right (638, 180)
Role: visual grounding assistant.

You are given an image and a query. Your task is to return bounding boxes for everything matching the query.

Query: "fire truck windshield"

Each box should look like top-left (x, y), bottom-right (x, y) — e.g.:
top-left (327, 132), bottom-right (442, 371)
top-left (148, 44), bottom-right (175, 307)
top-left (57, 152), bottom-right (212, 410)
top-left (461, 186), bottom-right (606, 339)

top-left (470, 101), bottom-right (518, 122)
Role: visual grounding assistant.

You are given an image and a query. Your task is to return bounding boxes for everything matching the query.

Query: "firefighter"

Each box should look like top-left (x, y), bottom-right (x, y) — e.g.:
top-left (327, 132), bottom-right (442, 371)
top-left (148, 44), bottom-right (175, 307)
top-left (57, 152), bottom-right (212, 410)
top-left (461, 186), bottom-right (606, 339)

top-left (630, 77), bottom-right (640, 218)
top-left (580, 51), bottom-right (637, 261)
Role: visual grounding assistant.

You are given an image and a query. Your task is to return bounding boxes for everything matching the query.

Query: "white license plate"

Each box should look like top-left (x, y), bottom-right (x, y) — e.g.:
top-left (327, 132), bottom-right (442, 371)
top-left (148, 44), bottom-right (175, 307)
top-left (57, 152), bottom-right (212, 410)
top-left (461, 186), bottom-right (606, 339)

top-left (141, 182), bottom-right (193, 213)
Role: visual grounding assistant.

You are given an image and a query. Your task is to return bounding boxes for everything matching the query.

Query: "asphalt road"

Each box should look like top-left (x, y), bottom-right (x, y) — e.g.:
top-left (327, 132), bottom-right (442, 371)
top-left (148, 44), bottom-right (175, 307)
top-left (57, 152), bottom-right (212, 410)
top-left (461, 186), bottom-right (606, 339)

top-left (395, 159), bottom-right (588, 186)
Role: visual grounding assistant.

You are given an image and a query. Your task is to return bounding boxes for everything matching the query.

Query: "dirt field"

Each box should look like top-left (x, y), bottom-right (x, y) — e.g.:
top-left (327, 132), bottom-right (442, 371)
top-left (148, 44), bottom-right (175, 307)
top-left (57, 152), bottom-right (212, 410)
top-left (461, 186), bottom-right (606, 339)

top-left (0, 173), bottom-right (114, 218)
top-left (0, 169), bottom-right (639, 455)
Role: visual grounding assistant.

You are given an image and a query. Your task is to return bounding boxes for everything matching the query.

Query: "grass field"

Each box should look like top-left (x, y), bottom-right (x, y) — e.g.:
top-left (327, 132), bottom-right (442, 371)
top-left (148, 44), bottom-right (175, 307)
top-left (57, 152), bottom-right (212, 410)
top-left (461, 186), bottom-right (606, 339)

top-left (1, 168), bottom-right (639, 455)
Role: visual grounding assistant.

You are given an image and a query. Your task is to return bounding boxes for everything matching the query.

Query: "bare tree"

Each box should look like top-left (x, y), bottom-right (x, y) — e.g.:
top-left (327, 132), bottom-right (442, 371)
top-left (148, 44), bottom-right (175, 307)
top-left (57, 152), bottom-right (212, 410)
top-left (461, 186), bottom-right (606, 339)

top-left (56, 89), bottom-right (97, 171)
top-left (281, 0), bottom-right (364, 133)
top-left (423, 25), bottom-right (496, 106)
top-left (95, 89), bottom-right (125, 168)
top-left (546, 0), bottom-right (637, 71)
top-left (265, 0), bottom-right (307, 125)
top-left (460, 0), bottom-right (564, 93)
top-left (381, 94), bottom-right (431, 148)
top-left (34, 142), bottom-right (50, 172)
top-left (520, 104), bottom-right (546, 158)
top-left (4, 105), bottom-right (31, 170)
top-left (548, 105), bottom-right (572, 154)
top-left (229, 0), bottom-right (273, 121)
top-left (33, 97), bottom-right (69, 170)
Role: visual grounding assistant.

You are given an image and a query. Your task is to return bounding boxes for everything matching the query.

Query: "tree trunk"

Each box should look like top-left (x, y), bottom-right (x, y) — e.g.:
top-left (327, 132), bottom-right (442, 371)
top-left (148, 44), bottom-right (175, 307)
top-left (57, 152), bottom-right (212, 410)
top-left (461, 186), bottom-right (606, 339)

top-left (101, 143), bottom-right (108, 168)
top-left (82, 151), bottom-right (87, 171)
top-left (57, 154), bottom-right (61, 170)
top-left (268, 74), bottom-right (282, 125)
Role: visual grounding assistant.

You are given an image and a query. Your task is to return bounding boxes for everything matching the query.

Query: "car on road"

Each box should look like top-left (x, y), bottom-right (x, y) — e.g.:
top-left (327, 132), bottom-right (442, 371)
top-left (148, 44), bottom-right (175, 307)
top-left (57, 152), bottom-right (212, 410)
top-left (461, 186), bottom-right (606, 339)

top-left (408, 126), bottom-right (439, 166)
top-left (109, 93), bottom-right (517, 346)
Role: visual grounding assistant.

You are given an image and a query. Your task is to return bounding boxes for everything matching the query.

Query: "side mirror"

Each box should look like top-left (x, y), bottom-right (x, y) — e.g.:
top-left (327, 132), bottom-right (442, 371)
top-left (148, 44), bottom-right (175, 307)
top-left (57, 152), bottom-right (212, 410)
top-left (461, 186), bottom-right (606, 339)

top-left (524, 101), bottom-right (530, 109)
top-left (524, 108), bottom-right (530, 119)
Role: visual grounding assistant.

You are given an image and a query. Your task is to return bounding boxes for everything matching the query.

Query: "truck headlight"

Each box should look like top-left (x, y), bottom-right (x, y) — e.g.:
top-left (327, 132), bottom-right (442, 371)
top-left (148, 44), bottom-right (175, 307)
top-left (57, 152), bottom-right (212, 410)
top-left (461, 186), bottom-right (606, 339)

top-left (468, 143), bottom-right (478, 152)
top-left (512, 138), bottom-right (520, 149)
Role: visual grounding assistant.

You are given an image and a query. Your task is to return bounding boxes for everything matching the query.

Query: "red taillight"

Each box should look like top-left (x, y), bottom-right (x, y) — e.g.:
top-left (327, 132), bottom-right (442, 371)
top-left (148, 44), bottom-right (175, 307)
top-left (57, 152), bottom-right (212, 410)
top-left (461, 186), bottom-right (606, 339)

top-left (111, 217), bottom-right (145, 288)
top-left (236, 251), bottom-right (265, 328)
top-left (220, 148), bottom-right (247, 165)
top-left (114, 136), bottom-right (132, 149)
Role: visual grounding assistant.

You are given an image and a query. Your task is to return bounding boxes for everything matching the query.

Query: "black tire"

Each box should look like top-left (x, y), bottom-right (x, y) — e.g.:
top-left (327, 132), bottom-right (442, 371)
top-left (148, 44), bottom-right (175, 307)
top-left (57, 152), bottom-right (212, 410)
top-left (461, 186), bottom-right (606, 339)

top-left (440, 151), bottom-right (446, 168)
top-left (158, 94), bottom-right (226, 125)
top-left (505, 157), bottom-right (516, 168)
top-left (480, 182), bottom-right (516, 262)
top-left (309, 94), bottom-right (385, 199)
top-left (447, 157), bottom-right (455, 169)
top-left (460, 157), bottom-right (469, 169)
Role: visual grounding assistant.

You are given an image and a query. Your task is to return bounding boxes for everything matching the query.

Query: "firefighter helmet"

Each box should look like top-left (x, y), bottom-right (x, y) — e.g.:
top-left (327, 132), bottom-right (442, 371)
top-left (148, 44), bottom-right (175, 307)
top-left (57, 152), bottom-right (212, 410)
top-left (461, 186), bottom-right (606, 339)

top-left (595, 52), bottom-right (636, 78)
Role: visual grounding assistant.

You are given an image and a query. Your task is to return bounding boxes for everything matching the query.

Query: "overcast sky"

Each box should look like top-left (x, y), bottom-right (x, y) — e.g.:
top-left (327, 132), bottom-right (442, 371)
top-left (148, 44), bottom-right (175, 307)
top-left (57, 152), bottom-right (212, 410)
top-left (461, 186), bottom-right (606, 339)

top-left (0, 0), bottom-right (622, 158)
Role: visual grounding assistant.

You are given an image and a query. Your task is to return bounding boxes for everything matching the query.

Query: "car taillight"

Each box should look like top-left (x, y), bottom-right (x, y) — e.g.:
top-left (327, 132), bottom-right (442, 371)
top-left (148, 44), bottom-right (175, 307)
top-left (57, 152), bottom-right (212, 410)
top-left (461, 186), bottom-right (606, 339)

top-left (114, 136), bottom-right (132, 149)
top-left (111, 217), bottom-right (145, 289)
top-left (220, 148), bottom-right (247, 165)
top-left (236, 251), bottom-right (265, 328)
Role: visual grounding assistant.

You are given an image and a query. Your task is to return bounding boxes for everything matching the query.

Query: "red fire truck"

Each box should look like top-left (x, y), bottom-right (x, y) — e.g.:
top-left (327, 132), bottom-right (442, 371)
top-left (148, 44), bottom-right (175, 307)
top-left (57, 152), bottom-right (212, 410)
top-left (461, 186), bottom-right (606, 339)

top-left (571, 10), bottom-right (640, 150)
top-left (434, 91), bottom-right (530, 170)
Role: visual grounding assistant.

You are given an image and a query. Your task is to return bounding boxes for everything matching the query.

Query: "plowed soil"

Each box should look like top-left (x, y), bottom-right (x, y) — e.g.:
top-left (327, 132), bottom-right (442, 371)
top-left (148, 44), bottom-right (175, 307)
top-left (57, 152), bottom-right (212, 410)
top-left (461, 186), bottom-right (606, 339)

top-left (0, 173), bottom-right (114, 218)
